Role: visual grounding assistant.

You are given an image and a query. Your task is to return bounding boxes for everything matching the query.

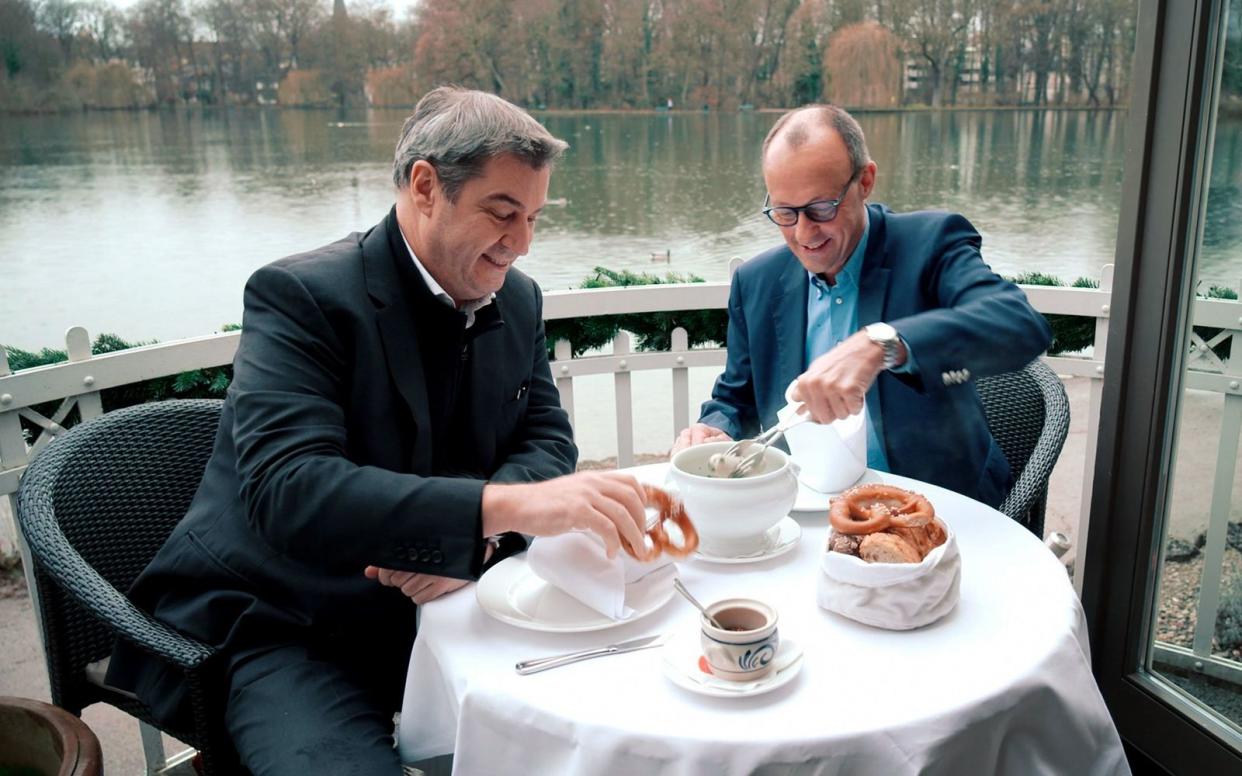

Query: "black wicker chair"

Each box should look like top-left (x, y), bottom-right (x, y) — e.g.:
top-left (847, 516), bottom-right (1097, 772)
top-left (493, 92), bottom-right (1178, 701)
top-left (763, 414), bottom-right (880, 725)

top-left (976, 359), bottom-right (1071, 538)
top-left (16, 399), bottom-right (244, 775)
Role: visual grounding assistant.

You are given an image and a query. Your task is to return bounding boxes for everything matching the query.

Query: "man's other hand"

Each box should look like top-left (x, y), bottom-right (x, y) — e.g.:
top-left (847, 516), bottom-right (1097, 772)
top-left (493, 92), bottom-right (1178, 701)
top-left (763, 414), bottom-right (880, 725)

top-left (671, 423), bottom-right (732, 455)
top-left (481, 471), bottom-right (648, 560)
top-left (791, 330), bottom-right (894, 423)
top-left (364, 566), bottom-right (470, 605)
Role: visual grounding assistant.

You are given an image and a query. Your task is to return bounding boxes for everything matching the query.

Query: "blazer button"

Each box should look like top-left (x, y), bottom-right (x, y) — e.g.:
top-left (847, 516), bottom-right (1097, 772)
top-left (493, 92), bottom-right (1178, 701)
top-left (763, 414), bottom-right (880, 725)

top-left (431, 550), bottom-right (443, 564)
top-left (942, 372), bottom-right (951, 385)
top-left (419, 549), bottom-right (432, 563)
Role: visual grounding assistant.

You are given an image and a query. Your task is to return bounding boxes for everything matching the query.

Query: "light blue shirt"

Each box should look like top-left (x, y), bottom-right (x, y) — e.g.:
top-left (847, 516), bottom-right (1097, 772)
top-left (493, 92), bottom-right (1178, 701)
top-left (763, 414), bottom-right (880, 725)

top-left (802, 212), bottom-right (893, 472)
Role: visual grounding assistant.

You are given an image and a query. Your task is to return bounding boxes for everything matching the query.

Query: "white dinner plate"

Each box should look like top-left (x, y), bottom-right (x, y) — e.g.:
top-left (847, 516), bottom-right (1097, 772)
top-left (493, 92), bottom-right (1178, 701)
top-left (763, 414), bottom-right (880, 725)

top-left (661, 634), bottom-right (804, 698)
top-left (791, 469), bottom-right (883, 512)
top-left (693, 516), bottom-right (802, 564)
top-left (476, 555), bottom-right (675, 633)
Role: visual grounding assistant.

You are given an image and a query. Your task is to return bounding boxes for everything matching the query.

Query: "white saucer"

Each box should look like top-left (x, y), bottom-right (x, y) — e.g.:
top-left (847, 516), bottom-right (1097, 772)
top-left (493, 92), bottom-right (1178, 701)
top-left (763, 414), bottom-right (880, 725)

top-left (661, 635), bottom-right (804, 698)
top-left (693, 516), bottom-right (802, 564)
top-left (476, 555), bottom-right (674, 633)
top-left (791, 469), bottom-right (883, 512)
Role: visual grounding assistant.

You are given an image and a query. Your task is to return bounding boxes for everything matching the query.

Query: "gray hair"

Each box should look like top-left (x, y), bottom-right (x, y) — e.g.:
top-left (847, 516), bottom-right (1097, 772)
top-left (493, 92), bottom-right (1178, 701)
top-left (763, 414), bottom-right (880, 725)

top-left (392, 86), bottom-right (568, 200)
top-left (762, 104), bottom-right (870, 175)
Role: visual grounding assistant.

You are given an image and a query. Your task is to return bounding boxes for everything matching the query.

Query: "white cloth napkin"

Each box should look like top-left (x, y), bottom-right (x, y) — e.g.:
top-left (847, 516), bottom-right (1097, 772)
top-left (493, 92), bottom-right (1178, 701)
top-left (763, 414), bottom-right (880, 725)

top-left (527, 532), bottom-right (676, 619)
top-left (781, 380), bottom-right (867, 493)
top-left (817, 519), bottom-right (961, 630)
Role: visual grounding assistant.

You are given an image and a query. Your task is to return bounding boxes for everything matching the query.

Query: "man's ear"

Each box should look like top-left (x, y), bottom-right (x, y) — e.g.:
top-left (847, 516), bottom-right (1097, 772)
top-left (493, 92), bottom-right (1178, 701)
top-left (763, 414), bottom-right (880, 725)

top-left (408, 160), bottom-right (439, 216)
top-left (858, 160), bottom-right (878, 200)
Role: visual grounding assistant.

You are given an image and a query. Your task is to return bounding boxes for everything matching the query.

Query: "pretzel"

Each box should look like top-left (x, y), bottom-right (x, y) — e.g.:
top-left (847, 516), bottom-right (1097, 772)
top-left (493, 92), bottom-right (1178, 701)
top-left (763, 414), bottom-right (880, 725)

top-left (622, 485), bottom-right (699, 561)
top-left (829, 484), bottom-right (935, 535)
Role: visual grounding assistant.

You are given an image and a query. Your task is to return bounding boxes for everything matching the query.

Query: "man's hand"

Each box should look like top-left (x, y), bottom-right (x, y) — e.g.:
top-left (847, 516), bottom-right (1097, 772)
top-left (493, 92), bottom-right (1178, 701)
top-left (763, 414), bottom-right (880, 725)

top-left (364, 566), bottom-right (471, 605)
top-left (791, 330), bottom-right (900, 423)
top-left (365, 540), bottom-right (497, 605)
top-left (671, 423), bottom-right (732, 455)
top-left (481, 471), bottom-right (648, 559)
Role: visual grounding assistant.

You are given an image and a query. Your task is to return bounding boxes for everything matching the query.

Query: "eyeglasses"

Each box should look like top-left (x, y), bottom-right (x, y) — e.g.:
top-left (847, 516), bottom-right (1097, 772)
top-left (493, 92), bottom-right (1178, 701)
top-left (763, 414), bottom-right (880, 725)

top-left (762, 171), bottom-right (859, 227)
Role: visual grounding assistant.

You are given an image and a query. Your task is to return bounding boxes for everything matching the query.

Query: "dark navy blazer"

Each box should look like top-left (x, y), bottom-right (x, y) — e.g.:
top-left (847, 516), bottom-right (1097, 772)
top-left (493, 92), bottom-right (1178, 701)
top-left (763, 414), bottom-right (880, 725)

top-left (107, 209), bottom-right (576, 727)
top-left (699, 203), bottom-right (1052, 507)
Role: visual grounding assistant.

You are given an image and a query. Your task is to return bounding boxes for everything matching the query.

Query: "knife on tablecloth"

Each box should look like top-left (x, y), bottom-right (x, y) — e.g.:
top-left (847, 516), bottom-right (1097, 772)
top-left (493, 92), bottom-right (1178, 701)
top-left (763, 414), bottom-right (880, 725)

top-left (515, 633), bottom-right (667, 675)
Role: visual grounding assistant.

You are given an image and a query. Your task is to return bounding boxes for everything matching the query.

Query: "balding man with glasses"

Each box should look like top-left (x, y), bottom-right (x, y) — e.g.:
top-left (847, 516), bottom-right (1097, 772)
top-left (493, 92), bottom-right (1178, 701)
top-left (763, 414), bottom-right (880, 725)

top-left (673, 105), bottom-right (1051, 508)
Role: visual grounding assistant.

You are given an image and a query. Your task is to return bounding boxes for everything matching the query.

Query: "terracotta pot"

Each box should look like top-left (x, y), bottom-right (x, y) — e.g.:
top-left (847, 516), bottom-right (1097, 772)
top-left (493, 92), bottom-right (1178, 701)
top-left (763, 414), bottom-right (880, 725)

top-left (0, 696), bottom-right (102, 776)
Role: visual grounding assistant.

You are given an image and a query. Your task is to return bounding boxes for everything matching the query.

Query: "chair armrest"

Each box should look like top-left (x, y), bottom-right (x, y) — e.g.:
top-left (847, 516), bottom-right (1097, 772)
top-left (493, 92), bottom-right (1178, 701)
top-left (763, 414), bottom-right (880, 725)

top-left (18, 493), bottom-right (213, 670)
top-left (997, 363), bottom-right (1071, 532)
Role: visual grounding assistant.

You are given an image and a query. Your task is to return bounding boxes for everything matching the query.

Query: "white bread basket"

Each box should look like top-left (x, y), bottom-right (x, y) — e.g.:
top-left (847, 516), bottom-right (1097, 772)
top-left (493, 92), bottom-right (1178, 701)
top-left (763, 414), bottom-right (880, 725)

top-left (816, 517), bottom-right (961, 630)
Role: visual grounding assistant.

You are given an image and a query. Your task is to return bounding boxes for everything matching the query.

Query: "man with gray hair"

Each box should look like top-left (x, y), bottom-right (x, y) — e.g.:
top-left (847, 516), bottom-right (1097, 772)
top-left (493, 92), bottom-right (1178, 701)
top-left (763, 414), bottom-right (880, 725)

top-left (675, 104), bottom-right (1051, 507)
top-left (107, 87), bottom-right (650, 774)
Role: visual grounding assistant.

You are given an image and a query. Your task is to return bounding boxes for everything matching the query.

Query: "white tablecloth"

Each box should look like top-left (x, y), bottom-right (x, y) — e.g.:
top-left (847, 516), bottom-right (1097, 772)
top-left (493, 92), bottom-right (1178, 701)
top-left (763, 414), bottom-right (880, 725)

top-left (398, 466), bottom-right (1130, 776)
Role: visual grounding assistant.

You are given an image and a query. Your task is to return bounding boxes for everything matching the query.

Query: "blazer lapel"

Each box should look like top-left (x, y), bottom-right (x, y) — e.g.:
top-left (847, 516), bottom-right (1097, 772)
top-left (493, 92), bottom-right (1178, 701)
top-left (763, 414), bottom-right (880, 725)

top-left (857, 205), bottom-right (890, 327)
top-left (858, 204), bottom-right (891, 461)
top-left (364, 211), bottom-right (433, 472)
top-left (773, 253), bottom-right (808, 401)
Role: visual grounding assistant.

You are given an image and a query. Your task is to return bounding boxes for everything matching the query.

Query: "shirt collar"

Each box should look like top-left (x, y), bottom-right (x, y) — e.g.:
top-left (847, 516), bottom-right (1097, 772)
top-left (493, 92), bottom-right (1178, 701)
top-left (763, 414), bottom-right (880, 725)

top-left (398, 230), bottom-right (495, 327)
top-left (808, 208), bottom-right (869, 293)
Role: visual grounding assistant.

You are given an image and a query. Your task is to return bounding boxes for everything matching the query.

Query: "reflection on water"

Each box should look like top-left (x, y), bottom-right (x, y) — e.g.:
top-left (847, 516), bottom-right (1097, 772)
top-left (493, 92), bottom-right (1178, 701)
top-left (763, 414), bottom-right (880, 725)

top-left (1204, 117), bottom-right (1242, 281)
top-left (0, 105), bottom-right (1195, 350)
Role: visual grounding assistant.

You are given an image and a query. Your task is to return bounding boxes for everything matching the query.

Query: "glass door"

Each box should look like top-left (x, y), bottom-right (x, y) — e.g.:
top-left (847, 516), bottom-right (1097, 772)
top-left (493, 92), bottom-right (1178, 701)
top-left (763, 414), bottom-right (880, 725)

top-left (1086, 0), bottom-right (1242, 772)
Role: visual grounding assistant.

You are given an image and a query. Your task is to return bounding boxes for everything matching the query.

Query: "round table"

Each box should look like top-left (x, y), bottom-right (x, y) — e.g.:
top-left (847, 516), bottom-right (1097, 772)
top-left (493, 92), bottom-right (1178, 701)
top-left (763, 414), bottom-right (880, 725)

top-left (398, 466), bottom-right (1129, 776)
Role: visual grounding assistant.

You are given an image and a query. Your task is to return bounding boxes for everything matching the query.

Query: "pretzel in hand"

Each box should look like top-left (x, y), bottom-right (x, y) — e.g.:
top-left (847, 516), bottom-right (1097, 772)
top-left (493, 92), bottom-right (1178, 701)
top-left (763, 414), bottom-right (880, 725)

top-left (622, 485), bottom-right (699, 562)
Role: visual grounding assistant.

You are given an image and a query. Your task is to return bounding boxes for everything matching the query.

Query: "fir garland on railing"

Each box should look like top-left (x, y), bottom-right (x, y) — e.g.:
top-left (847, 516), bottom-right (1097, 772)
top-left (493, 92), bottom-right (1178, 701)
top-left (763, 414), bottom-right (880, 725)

top-left (3, 327), bottom-right (238, 439)
top-left (1007, 272), bottom-right (1100, 355)
top-left (544, 267), bottom-right (728, 358)
top-left (4, 273), bottom-right (1237, 428)
top-left (544, 269), bottom-right (1117, 360)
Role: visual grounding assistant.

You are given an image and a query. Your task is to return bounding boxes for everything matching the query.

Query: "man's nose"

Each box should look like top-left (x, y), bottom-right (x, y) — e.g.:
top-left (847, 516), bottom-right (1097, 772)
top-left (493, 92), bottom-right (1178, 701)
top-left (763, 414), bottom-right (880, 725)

top-left (502, 218), bottom-right (535, 256)
top-left (793, 213), bottom-right (822, 244)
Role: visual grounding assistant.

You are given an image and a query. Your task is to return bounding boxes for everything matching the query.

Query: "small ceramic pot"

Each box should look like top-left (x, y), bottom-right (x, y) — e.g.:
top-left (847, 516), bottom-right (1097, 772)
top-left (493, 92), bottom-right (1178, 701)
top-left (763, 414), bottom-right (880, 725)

top-left (699, 598), bottom-right (780, 681)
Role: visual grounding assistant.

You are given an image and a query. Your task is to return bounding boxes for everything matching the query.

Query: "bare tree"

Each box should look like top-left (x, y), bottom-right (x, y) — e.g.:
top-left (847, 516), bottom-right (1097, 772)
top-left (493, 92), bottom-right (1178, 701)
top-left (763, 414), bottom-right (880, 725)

top-left (126, 0), bottom-right (194, 101)
top-left (742, 0), bottom-right (801, 106)
top-left (195, 0), bottom-right (249, 99)
top-left (37, 0), bottom-right (81, 63)
top-left (272, 0), bottom-right (323, 69)
top-left (79, 1), bottom-right (126, 62)
top-left (890, 0), bottom-right (976, 107)
top-left (773, 0), bottom-right (833, 105)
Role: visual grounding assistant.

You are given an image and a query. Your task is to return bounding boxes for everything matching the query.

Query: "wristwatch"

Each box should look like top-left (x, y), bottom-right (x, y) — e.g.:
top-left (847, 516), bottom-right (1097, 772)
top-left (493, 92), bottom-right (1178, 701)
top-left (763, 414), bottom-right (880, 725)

top-left (865, 322), bottom-right (901, 371)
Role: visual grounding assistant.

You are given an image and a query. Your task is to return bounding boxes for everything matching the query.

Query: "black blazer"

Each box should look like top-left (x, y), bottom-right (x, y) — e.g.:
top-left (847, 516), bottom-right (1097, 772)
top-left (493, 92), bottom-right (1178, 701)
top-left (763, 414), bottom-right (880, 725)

top-left (699, 204), bottom-right (1052, 507)
top-left (108, 209), bottom-right (576, 723)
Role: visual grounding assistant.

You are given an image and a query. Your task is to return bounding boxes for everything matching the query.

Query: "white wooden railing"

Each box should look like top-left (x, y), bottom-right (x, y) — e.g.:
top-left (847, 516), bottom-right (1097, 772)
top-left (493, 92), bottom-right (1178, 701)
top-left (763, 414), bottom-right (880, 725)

top-left (3, 262), bottom-right (1242, 693)
top-left (0, 264), bottom-right (1121, 587)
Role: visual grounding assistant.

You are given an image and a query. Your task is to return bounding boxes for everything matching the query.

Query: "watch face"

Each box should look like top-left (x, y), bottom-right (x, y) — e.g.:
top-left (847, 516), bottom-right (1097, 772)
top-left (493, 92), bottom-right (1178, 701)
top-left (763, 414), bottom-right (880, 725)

top-left (867, 323), bottom-right (899, 369)
top-left (868, 322), bottom-right (897, 342)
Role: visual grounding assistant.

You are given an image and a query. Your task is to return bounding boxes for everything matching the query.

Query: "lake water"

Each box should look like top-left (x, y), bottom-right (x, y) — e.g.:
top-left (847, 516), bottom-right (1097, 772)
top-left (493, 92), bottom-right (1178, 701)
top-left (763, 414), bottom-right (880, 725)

top-left (0, 106), bottom-right (1151, 350)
